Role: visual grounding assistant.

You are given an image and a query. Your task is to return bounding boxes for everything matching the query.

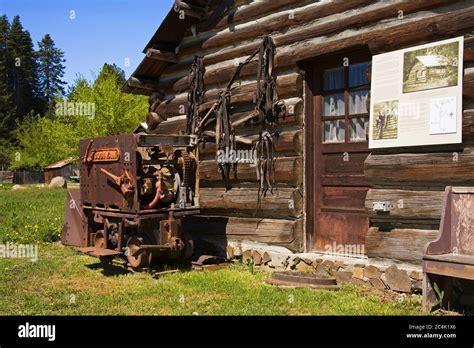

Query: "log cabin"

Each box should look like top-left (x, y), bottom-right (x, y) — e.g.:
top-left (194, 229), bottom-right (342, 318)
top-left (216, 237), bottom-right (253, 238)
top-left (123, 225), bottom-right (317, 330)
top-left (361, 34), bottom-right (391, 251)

top-left (123, 0), bottom-right (474, 265)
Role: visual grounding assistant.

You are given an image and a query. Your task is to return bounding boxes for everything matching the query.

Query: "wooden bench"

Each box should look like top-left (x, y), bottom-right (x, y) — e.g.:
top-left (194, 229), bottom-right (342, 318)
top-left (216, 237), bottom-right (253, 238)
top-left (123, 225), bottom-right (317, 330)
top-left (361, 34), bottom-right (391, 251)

top-left (423, 186), bottom-right (474, 312)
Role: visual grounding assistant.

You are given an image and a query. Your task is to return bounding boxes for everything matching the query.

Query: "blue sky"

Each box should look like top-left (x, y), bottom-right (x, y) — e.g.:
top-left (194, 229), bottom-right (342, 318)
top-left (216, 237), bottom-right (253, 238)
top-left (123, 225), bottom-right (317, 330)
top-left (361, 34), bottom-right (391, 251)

top-left (1, 0), bottom-right (174, 87)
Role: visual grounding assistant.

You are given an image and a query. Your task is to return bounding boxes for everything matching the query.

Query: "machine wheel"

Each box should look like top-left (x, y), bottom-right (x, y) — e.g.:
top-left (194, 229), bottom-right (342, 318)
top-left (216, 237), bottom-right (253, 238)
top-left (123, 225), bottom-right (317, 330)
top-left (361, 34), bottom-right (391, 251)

top-left (94, 230), bottom-right (107, 249)
top-left (126, 236), bottom-right (150, 268)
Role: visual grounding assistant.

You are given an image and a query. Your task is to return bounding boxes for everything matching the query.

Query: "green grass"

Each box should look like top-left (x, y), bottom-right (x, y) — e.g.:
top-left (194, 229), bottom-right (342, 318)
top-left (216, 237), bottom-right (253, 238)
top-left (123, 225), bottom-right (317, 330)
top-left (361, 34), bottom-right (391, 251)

top-left (0, 186), bottom-right (66, 244)
top-left (0, 186), bottom-right (424, 315)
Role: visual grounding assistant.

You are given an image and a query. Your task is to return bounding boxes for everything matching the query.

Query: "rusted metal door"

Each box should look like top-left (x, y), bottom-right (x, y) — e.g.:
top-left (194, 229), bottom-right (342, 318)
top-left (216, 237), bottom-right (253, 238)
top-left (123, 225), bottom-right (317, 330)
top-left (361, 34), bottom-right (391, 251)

top-left (305, 51), bottom-right (371, 254)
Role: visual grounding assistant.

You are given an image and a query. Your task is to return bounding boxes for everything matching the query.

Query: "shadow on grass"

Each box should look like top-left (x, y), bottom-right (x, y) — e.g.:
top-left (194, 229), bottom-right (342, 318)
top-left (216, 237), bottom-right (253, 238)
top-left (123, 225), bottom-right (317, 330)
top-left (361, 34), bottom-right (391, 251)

top-left (85, 260), bottom-right (129, 277)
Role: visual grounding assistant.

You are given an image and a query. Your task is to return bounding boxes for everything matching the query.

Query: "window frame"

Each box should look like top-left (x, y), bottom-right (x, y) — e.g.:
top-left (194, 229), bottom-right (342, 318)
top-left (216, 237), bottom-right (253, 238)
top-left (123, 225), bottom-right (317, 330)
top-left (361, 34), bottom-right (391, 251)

top-left (315, 51), bottom-right (372, 153)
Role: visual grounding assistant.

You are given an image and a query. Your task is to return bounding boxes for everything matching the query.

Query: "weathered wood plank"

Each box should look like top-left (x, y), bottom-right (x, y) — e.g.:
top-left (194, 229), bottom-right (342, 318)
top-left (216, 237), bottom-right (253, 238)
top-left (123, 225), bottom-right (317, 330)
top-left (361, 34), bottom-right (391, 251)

top-left (364, 147), bottom-right (474, 188)
top-left (365, 189), bottom-right (444, 223)
top-left (366, 227), bottom-right (439, 262)
top-left (199, 186), bottom-right (303, 218)
top-left (200, 156), bottom-right (302, 187)
top-left (183, 215), bottom-right (304, 251)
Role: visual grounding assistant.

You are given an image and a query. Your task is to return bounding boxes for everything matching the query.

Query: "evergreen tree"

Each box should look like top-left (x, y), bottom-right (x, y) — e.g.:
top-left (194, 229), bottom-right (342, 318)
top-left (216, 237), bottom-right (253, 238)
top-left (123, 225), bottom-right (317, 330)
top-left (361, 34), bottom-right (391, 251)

top-left (0, 15), bottom-right (15, 141)
top-left (95, 63), bottom-right (126, 86)
top-left (37, 33), bottom-right (66, 112)
top-left (6, 16), bottom-right (41, 123)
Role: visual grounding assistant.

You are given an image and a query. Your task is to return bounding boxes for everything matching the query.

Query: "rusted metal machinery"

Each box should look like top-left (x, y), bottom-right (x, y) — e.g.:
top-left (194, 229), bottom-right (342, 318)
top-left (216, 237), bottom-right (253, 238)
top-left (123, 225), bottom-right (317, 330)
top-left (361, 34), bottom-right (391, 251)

top-left (61, 133), bottom-right (199, 268)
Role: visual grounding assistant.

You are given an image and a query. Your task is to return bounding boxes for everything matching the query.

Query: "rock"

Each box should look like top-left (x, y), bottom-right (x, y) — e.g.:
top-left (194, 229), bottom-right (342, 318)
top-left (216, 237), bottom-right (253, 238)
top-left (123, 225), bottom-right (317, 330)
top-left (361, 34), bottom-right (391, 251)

top-left (251, 250), bottom-right (262, 266)
top-left (12, 184), bottom-right (25, 190)
top-left (352, 265), bottom-right (365, 280)
top-left (262, 251), bottom-right (272, 264)
top-left (334, 260), bottom-right (345, 269)
top-left (311, 258), bottom-right (322, 269)
top-left (233, 244), bottom-right (242, 257)
top-left (409, 270), bottom-right (423, 281)
top-left (364, 265), bottom-right (382, 279)
top-left (35, 184), bottom-right (45, 188)
top-left (49, 176), bottom-right (67, 188)
top-left (268, 252), bottom-right (289, 270)
top-left (226, 245), bottom-right (234, 259)
top-left (303, 258), bottom-right (313, 265)
top-left (381, 264), bottom-right (412, 293)
top-left (333, 271), bottom-right (353, 284)
top-left (315, 263), bottom-right (331, 276)
top-left (351, 276), bottom-right (368, 287)
top-left (369, 278), bottom-right (388, 290)
top-left (295, 261), bottom-right (314, 273)
top-left (321, 260), bottom-right (339, 272)
top-left (242, 249), bottom-right (253, 264)
top-left (287, 255), bottom-right (300, 269)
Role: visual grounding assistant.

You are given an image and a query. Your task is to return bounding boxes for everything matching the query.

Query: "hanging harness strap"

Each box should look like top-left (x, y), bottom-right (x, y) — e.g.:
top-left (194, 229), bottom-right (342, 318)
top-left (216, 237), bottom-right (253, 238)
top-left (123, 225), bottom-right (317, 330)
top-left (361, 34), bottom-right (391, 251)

top-left (186, 56), bottom-right (205, 135)
top-left (252, 36), bottom-right (284, 204)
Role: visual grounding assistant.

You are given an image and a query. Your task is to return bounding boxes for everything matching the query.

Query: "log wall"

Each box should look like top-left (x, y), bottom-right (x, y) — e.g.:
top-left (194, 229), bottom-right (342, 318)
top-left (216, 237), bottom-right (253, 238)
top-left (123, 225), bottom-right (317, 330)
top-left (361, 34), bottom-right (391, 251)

top-left (138, 0), bottom-right (474, 253)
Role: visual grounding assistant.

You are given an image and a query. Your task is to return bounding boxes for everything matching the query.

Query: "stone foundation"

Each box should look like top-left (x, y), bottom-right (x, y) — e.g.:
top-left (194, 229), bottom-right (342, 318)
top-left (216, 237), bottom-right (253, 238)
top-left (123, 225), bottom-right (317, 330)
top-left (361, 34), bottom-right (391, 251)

top-left (226, 241), bottom-right (423, 294)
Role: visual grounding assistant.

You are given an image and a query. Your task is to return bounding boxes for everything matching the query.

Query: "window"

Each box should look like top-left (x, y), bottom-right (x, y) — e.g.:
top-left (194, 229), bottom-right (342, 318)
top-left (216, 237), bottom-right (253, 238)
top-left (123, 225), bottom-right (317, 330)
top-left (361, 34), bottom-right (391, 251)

top-left (321, 61), bottom-right (370, 144)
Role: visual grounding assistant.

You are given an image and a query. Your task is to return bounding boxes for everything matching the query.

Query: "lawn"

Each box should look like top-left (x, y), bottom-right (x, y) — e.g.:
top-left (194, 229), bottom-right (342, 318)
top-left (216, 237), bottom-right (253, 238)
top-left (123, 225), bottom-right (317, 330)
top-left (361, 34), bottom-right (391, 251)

top-left (0, 186), bottom-right (423, 315)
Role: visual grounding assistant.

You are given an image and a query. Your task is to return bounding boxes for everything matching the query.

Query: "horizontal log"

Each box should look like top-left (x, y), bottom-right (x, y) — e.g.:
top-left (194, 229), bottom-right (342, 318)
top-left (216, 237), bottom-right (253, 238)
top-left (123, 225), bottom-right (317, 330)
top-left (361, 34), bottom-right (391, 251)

top-left (154, 73), bottom-right (302, 118)
top-left (464, 109), bottom-right (474, 143)
top-left (183, 215), bottom-right (304, 250)
top-left (198, 129), bottom-right (303, 159)
top-left (145, 48), bottom-right (178, 63)
top-left (364, 147), bottom-right (474, 188)
top-left (199, 187), bottom-right (303, 218)
top-left (127, 77), bottom-right (163, 91)
top-left (365, 189), bottom-right (444, 224)
top-left (464, 35), bottom-right (474, 62)
top-left (199, 156), bottom-right (302, 187)
top-left (366, 227), bottom-right (438, 262)
top-left (464, 67), bottom-right (474, 99)
top-left (171, 3), bottom-right (474, 92)
top-left (214, 0), bottom-right (311, 30)
top-left (202, 0), bottom-right (375, 50)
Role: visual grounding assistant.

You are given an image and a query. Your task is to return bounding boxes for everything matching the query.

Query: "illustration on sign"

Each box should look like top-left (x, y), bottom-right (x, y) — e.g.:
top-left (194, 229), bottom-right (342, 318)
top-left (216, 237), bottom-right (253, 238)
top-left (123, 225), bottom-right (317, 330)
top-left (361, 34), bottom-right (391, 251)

top-left (429, 96), bottom-right (457, 135)
top-left (372, 100), bottom-right (398, 140)
top-left (403, 41), bottom-right (459, 94)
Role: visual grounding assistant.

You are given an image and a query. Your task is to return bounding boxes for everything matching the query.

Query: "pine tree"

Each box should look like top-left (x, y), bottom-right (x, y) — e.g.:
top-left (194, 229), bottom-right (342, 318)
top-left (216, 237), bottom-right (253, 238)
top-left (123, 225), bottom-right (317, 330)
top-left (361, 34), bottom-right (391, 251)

top-left (37, 33), bottom-right (66, 113)
top-left (0, 15), bottom-right (15, 141)
top-left (6, 16), bottom-right (41, 123)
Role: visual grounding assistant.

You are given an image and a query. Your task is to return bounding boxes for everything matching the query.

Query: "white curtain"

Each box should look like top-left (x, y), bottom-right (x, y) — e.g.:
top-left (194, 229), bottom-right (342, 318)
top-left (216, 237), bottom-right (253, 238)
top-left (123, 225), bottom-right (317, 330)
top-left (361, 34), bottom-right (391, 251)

top-left (323, 93), bottom-right (345, 116)
top-left (349, 90), bottom-right (368, 114)
top-left (323, 120), bottom-right (345, 143)
top-left (350, 117), bottom-right (368, 142)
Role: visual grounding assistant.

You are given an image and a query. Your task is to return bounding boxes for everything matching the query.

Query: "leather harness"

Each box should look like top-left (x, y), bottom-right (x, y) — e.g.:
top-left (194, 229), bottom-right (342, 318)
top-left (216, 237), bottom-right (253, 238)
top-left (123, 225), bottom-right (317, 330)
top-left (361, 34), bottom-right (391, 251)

top-left (186, 35), bottom-right (283, 195)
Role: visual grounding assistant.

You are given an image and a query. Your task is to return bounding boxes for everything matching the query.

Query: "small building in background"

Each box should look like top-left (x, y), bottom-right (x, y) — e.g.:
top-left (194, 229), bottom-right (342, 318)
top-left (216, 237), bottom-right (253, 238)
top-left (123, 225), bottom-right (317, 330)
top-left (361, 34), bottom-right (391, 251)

top-left (43, 158), bottom-right (79, 184)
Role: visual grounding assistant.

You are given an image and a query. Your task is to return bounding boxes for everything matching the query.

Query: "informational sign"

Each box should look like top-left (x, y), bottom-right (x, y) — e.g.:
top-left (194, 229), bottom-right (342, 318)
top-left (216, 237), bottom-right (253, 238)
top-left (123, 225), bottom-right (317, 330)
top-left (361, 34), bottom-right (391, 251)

top-left (369, 37), bottom-right (464, 149)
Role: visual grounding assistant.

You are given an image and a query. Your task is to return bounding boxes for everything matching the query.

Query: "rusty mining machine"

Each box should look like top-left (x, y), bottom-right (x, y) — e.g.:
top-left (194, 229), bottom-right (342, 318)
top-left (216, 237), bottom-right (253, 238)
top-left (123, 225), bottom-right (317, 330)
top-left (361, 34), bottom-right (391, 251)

top-left (61, 133), bottom-right (199, 268)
